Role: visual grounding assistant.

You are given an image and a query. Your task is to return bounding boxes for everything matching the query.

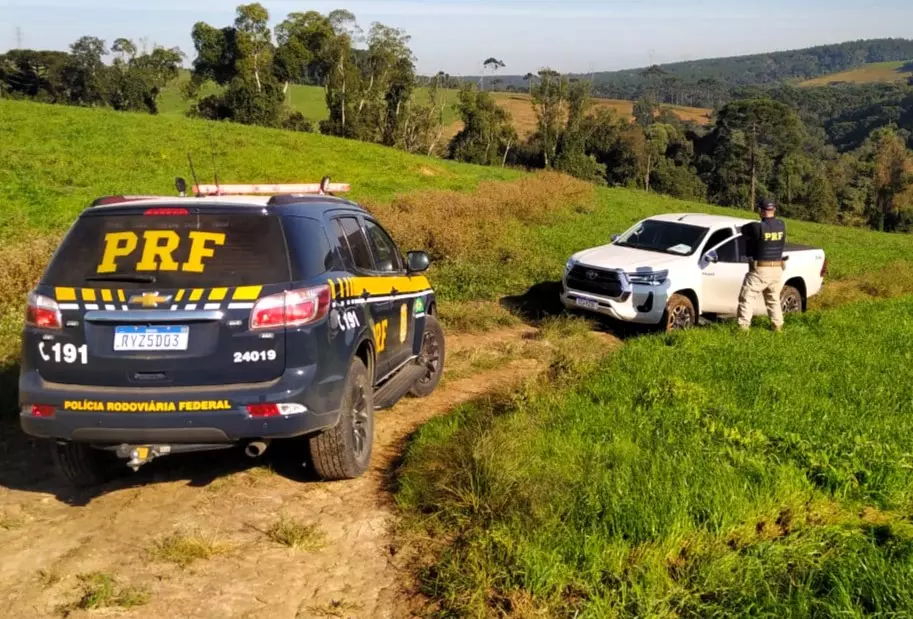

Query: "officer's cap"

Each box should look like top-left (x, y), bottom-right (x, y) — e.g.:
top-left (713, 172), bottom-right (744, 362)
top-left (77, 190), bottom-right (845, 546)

top-left (758, 196), bottom-right (776, 211)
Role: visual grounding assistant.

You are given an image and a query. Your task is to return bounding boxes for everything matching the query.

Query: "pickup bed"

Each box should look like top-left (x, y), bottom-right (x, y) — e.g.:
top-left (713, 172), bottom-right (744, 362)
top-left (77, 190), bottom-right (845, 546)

top-left (560, 213), bottom-right (826, 330)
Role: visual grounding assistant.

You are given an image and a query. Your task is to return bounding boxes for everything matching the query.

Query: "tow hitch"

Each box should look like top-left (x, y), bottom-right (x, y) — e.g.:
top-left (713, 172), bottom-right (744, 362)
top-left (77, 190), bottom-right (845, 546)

top-left (111, 443), bottom-right (234, 471)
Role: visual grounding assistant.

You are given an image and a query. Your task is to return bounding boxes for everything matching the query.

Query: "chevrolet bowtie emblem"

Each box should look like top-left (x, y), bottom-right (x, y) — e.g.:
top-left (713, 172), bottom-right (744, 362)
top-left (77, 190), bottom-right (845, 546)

top-left (128, 292), bottom-right (172, 308)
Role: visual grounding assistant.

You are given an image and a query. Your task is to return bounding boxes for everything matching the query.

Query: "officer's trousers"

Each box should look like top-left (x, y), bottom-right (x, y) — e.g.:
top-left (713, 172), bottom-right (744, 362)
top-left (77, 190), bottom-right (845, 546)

top-left (737, 266), bottom-right (784, 329)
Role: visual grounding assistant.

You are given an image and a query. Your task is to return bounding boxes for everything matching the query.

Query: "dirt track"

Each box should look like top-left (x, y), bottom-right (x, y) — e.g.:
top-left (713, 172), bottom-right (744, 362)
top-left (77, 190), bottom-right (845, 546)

top-left (0, 326), bottom-right (556, 618)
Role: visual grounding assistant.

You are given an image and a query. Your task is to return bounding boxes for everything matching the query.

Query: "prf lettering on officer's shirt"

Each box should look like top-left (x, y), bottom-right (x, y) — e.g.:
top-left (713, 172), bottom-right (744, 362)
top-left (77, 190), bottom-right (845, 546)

top-left (97, 231), bottom-right (226, 274)
top-left (763, 231), bottom-right (784, 241)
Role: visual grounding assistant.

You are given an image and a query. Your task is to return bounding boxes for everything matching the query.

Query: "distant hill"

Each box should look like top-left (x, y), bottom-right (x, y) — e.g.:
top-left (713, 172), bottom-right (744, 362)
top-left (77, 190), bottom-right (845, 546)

top-left (799, 60), bottom-right (913, 87)
top-left (474, 38), bottom-right (913, 108)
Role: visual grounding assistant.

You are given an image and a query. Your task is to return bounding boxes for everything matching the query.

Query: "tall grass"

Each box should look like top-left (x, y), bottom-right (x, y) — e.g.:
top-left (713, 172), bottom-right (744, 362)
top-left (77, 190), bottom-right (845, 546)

top-left (397, 297), bottom-right (913, 617)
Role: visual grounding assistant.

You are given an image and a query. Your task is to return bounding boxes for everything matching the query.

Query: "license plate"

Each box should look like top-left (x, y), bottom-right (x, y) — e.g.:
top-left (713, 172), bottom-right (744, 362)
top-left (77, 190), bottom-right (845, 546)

top-left (575, 298), bottom-right (599, 311)
top-left (114, 326), bottom-right (189, 351)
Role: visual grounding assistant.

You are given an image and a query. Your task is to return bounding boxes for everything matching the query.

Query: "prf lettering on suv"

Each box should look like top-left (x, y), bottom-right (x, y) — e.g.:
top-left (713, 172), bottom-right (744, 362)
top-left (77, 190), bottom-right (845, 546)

top-left (20, 178), bottom-right (446, 487)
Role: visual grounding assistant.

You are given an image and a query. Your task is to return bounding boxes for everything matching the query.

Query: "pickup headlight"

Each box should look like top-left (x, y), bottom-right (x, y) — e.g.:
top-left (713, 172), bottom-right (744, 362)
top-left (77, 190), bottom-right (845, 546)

top-left (564, 259), bottom-right (575, 275)
top-left (626, 269), bottom-right (669, 286)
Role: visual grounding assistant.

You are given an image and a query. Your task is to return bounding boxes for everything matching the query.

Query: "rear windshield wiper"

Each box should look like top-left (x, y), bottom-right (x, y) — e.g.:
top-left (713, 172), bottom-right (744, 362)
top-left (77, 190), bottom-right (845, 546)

top-left (84, 274), bottom-right (157, 284)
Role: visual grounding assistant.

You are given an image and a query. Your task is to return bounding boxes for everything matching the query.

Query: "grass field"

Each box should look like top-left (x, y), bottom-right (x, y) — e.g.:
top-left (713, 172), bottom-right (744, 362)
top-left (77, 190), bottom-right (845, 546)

top-left (398, 297), bottom-right (913, 617)
top-left (5, 96), bottom-right (913, 615)
top-left (799, 60), bottom-right (913, 87)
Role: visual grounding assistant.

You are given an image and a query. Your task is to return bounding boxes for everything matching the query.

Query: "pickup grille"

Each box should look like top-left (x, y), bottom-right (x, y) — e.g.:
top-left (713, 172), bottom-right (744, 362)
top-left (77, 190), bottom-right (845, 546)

top-left (566, 265), bottom-right (624, 298)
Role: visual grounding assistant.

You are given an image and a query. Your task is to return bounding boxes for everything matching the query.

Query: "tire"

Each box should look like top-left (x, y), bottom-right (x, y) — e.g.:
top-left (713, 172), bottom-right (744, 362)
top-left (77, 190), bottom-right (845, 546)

top-left (780, 285), bottom-right (803, 314)
top-left (308, 357), bottom-right (374, 481)
top-left (409, 314), bottom-right (445, 398)
top-left (52, 442), bottom-right (124, 488)
top-left (662, 293), bottom-right (696, 332)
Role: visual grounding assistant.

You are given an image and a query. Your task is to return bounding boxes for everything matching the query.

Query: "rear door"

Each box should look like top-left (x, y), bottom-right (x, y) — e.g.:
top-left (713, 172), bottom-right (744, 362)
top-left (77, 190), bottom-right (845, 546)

top-left (361, 217), bottom-right (414, 371)
top-left (34, 207), bottom-right (291, 387)
top-left (329, 215), bottom-right (401, 378)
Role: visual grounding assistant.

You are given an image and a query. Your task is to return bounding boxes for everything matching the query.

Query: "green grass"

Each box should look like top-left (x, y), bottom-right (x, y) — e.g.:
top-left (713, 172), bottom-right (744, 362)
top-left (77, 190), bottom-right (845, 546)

top-left (397, 297), bottom-right (913, 617)
top-left (62, 572), bottom-right (149, 612)
top-left (147, 531), bottom-right (229, 568)
top-left (0, 98), bottom-right (517, 237)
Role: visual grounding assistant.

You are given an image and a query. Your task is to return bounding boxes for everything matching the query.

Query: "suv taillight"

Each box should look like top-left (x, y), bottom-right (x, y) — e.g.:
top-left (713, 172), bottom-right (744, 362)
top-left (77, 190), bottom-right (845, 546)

top-left (250, 285), bottom-right (331, 330)
top-left (25, 292), bottom-right (62, 330)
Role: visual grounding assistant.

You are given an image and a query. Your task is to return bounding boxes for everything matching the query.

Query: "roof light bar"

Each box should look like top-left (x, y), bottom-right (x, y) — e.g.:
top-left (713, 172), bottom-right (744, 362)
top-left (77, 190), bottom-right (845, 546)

top-left (192, 182), bottom-right (350, 197)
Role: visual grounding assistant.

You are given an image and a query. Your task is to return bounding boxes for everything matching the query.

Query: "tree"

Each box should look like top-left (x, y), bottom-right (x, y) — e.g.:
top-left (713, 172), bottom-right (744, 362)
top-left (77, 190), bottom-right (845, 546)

top-left (274, 11), bottom-right (334, 91)
top-left (111, 38), bottom-right (137, 63)
top-left (234, 3), bottom-right (273, 92)
top-left (633, 98), bottom-right (657, 128)
top-left (869, 128), bottom-right (913, 231)
top-left (66, 36), bottom-right (107, 106)
top-left (523, 72), bottom-right (536, 95)
top-left (531, 68), bottom-right (567, 167)
top-left (449, 85), bottom-right (516, 166)
top-left (187, 4), bottom-right (283, 127)
top-left (708, 99), bottom-right (803, 208)
top-left (480, 56), bottom-right (505, 90)
top-left (554, 79), bottom-right (606, 183)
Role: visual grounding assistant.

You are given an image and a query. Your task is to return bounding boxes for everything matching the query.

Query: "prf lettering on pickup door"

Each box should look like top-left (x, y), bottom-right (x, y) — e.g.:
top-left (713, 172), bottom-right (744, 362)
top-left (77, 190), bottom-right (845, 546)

top-left (97, 231), bottom-right (226, 274)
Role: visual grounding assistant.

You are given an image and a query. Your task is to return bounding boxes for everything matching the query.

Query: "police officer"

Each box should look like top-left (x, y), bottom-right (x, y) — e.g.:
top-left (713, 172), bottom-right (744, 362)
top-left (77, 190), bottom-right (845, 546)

top-left (738, 196), bottom-right (787, 331)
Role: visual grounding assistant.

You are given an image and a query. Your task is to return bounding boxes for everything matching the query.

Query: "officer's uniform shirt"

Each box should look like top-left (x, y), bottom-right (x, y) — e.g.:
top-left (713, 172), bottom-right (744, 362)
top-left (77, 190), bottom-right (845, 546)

top-left (741, 217), bottom-right (786, 262)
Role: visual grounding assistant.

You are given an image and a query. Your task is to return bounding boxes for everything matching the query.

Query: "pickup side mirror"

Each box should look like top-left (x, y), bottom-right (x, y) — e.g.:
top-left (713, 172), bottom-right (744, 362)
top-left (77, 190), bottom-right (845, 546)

top-left (406, 250), bottom-right (430, 274)
top-left (700, 250), bottom-right (719, 269)
top-left (611, 234), bottom-right (620, 242)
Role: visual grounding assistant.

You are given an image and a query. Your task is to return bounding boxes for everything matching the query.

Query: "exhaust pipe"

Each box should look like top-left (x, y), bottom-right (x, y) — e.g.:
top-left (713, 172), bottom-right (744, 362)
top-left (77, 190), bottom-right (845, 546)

top-left (245, 440), bottom-right (270, 458)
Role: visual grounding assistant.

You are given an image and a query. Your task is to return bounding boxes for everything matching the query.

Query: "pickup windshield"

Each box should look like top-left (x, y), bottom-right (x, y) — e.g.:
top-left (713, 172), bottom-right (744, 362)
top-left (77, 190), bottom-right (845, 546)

top-left (614, 220), bottom-right (709, 256)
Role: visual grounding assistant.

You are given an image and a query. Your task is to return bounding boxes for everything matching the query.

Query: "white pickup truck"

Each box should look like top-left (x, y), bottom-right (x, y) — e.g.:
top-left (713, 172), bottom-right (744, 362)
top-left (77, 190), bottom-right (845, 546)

top-left (560, 213), bottom-right (826, 331)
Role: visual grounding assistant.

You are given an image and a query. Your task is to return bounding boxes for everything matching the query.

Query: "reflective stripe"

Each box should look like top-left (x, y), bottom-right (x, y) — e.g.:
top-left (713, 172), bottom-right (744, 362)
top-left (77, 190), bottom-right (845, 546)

top-left (80, 289), bottom-right (97, 302)
top-left (85, 303), bottom-right (99, 310)
top-left (101, 289), bottom-right (113, 302)
top-left (185, 303), bottom-right (197, 310)
top-left (203, 303), bottom-right (221, 310)
top-left (55, 287), bottom-right (77, 301)
top-left (228, 302), bottom-right (255, 310)
top-left (104, 304), bottom-right (116, 311)
top-left (189, 289), bottom-right (204, 302)
top-left (59, 303), bottom-right (80, 310)
top-left (175, 289), bottom-right (185, 302)
top-left (117, 289), bottom-right (126, 302)
top-left (209, 287), bottom-right (228, 301)
top-left (232, 285), bottom-right (262, 301)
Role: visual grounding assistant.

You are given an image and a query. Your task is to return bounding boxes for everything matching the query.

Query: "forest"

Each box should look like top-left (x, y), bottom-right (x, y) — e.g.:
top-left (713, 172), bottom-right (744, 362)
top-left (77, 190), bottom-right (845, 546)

top-left (1, 5), bottom-right (912, 232)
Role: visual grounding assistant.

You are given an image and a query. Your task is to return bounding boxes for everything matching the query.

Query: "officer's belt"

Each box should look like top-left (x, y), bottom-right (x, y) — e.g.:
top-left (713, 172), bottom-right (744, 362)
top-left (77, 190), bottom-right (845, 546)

top-left (752, 260), bottom-right (785, 268)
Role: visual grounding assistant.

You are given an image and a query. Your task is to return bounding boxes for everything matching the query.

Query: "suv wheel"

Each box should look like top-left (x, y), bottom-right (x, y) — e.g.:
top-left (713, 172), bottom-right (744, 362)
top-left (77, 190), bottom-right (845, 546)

top-left (409, 314), bottom-right (445, 398)
top-left (308, 357), bottom-right (374, 480)
top-left (53, 442), bottom-right (124, 488)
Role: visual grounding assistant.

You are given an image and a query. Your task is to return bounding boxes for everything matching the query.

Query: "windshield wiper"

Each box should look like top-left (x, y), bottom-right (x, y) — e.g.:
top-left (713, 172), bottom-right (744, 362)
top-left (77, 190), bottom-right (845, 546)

top-left (85, 274), bottom-right (157, 284)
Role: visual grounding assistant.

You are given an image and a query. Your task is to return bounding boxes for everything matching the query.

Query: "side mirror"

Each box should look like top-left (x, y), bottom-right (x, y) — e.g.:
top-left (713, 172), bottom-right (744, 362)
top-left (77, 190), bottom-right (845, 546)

top-left (406, 251), bottom-right (430, 274)
top-left (700, 250), bottom-right (719, 268)
top-left (611, 234), bottom-right (620, 242)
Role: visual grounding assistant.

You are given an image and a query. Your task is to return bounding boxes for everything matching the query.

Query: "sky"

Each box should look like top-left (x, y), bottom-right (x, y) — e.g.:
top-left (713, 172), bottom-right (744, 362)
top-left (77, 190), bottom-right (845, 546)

top-left (1, 0), bottom-right (912, 75)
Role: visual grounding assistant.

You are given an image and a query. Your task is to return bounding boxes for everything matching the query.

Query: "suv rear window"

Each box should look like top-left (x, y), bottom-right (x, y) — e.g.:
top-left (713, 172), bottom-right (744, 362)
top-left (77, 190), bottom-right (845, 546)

top-left (43, 213), bottom-right (291, 288)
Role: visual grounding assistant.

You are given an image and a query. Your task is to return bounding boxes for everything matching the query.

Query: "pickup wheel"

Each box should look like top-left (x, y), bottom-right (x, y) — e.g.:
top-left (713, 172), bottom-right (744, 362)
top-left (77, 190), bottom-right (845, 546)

top-left (781, 285), bottom-right (803, 314)
top-left (409, 315), bottom-right (445, 397)
top-left (308, 357), bottom-right (374, 480)
top-left (53, 442), bottom-right (125, 488)
top-left (663, 293), bottom-right (696, 332)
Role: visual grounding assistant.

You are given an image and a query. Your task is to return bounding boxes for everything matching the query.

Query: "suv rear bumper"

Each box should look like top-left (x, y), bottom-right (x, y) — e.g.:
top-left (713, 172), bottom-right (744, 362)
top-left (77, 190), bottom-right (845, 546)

top-left (19, 366), bottom-right (342, 444)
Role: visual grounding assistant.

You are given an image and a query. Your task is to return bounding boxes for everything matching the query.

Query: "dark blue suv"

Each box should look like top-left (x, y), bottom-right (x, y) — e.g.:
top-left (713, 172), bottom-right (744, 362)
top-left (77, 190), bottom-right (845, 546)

top-left (19, 190), bottom-right (445, 487)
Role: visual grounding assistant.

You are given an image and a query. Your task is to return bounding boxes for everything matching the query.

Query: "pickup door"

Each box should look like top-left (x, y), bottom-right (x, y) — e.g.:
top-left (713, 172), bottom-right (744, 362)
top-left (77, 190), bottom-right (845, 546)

top-left (699, 226), bottom-right (749, 315)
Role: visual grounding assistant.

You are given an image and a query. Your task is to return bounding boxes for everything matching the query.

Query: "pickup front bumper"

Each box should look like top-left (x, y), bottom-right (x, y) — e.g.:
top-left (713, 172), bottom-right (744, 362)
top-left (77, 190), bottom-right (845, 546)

top-left (560, 280), bottom-right (667, 324)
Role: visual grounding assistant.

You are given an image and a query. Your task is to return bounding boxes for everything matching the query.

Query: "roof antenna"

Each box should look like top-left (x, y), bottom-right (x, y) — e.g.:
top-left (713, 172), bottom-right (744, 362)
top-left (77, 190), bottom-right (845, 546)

top-left (187, 153), bottom-right (200, 197)
top-left (208, 126), bottom-right (221, 196)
